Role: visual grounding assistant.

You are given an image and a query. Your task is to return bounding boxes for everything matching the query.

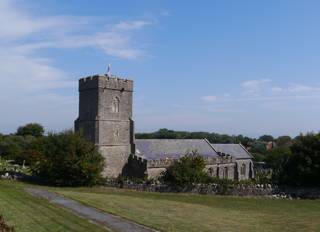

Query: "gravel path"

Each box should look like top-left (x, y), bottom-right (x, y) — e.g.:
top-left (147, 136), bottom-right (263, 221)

top-left (25, 188), bottom-right (158, 232)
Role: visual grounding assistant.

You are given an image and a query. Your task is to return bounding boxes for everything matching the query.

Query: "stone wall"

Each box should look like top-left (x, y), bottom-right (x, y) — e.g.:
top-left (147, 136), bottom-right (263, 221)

top-left (75, 75), bottom-right (135, 178)
top-left (145, 155), bottom-right (238, 180)
top-left (103, 181), bottom-right (320, 199)
top-left (235, 159), bottom-right (254, 181)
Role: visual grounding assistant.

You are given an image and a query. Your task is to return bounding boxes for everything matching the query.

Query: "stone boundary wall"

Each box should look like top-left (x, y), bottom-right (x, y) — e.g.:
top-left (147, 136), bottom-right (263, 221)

top-left (103, 181), bottom-right (320, 199)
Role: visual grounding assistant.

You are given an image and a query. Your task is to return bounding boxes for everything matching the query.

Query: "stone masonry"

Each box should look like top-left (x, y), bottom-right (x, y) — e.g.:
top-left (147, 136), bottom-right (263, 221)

top-left (75, 73), bottom-right (254, 180)
top-left (75, 74), bottom-right (135, 177)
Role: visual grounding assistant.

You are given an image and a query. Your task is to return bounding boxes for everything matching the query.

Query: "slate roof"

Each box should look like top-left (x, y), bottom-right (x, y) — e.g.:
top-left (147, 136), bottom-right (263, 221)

top-left (211, 144), bottom-right (253, 159)
top-left (135, 139), bottom-right (219, 160)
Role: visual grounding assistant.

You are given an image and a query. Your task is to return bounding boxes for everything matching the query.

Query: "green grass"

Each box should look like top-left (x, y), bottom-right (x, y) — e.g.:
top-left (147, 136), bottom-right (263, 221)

top-left (55, 187), bottom-right (320, 232)
top-left (0, 181), bottom-right (106, 232)
top-left (1, 181), bottom-right (320, 232)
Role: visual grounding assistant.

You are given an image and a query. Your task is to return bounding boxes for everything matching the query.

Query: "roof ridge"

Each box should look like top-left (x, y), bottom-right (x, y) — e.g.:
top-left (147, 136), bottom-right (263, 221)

top-left (238, 143), bottom-right (254, 158)
top-left (204, 138), bottom-right (218, 153)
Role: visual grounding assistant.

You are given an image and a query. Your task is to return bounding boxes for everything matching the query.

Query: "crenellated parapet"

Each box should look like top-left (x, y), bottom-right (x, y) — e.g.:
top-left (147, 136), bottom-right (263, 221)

top-left (216, 152), bottom-right (236, 163)
top-left (130, 154), bottom-right (148, 165)
top-left (79, 74), bottom-right (133, 92)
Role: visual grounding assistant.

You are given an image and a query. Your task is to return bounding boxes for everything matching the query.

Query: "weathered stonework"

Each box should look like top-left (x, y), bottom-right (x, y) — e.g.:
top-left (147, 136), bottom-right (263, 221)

top-left (75, 73), bottom-right (254, 181)
top-left (145, 156), bottom-right (237, 179)
top-left (75, 75), bottom-right (134, 177)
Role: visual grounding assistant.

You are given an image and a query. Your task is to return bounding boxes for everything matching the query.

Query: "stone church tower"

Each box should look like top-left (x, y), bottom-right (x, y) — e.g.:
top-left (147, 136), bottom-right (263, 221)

top-left (75, 74), bottom-right (135, 177)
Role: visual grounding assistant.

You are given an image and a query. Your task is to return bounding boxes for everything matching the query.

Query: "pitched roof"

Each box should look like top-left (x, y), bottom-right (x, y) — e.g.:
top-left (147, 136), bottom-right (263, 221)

top-left (135, 139), bottom-right (218, 160)
top-left (211, 144), bottom-right (253, 159)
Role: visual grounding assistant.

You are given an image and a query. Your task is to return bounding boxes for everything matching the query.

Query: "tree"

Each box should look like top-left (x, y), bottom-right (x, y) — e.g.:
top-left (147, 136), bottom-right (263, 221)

top-left (162, 151), bottom-right (209, 186)
top-left (155, 128), bottom-right (177, 139)
top-left (250, 141), bottom-right (267, 154)
top-left (279, 133), bottom-right (320, 187)
top-left (31, 131), bottom-right (105, 186)
top-left (0, 135), bottom-right (36, 162)
top-left (275, 135), bottom-right (292, 147)
top-left (264, 147), bottom-right (291, 183)
top-left (16, 123), bottom-right (44, 137)
top-left (258, 135), bottom-right (274, 142)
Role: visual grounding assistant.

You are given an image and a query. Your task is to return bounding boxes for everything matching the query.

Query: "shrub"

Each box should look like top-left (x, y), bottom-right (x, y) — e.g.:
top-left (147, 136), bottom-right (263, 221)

top-left (254, 170), bottom-right (272, 184)
top-left (31, 131), bottom-right (105, 186)
top-left (0, 215), bottom-right (14, 232)
top-left (16, 123), bottom-right (44, 137)
top-left (0, 135), bottom-right (37, 165)
top-left (214, 178), bottom-right (235, 194)
top-left (161, 151), bottom-right (210, 187)
top-left (0, 158), bottom-right (25, 174)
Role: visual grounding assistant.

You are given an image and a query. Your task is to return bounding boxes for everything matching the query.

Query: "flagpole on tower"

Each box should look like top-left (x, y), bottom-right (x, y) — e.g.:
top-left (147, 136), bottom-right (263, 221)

top-left (107, 64), bottom-right (111, 77)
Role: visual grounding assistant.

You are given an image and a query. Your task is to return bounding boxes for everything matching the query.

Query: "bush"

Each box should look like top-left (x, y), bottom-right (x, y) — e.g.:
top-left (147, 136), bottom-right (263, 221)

top-left (0, 158), bottom-right (25, 174)
top-left (0, 134), bottom-right (38, 165)
top-left (31, 131), bottom-right (105, 186)
top-left (0, 215), bottom-right (14, 232)
top-left (214, 178), bottom-right (235, 194)
top-left (254, 170), bottom-right (272, 184)
top-left (161, 151), bottom-right (210, 187)
top-left (16, 123), bottom-right (44, 137)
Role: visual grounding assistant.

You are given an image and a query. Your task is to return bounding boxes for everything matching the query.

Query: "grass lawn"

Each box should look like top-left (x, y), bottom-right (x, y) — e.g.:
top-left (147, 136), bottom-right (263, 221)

top-left (0, 181), bottom-right (106, 232)
top-left (55, 187), bottom-right (320, 232)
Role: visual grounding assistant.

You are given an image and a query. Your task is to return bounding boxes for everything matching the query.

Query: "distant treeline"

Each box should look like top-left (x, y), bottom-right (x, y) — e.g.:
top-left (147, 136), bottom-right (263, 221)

top-left (135, 128), bottom-right (294, 162)
top-left (2, 125), bottom-right (319, 187)
top-left (136, 128), bottom-right (292, 148)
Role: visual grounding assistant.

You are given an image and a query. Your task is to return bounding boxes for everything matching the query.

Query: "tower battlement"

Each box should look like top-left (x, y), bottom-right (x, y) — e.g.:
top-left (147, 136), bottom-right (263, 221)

top-left (79, 74), bottom-right (133, 92)
top-left (75, 73), bottom-right (134, 177)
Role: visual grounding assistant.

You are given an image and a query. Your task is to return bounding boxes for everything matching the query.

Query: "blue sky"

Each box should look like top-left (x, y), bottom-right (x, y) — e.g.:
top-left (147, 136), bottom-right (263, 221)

top-left (1, 0), bottom-right (320, 137)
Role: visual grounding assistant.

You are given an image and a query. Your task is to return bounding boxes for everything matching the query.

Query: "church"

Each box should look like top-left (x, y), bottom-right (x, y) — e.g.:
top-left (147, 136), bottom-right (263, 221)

top-left (75, 74), bottom-right (254, 180)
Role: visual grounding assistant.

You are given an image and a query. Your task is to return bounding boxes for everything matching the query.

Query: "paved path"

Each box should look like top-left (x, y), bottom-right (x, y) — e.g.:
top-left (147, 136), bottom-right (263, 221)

top-left (25, 188), bottom-right (158, 232)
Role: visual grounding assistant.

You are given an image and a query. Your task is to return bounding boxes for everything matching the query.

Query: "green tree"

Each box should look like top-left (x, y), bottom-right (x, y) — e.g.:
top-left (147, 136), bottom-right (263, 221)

top-left (258, 135), bottom-right (274, 142)
top-left (162, 151), bottom-right (209, 186)
top-left (0, 135), bottom-right (36, 163)
top-left (275, 135), bottom-right (292, 147)
top-left (247, 140), bottom-right (267, 162)
top-left (16, 123), bottom-right (44, 137)
top-left (279, 133), bottom-right (320, 187)
top-left (155, 128), bottom-right (177, 139)
top-left (264, 147), bottom-right (291, 183)
top-left (31, 131), bottom-right (105, 186)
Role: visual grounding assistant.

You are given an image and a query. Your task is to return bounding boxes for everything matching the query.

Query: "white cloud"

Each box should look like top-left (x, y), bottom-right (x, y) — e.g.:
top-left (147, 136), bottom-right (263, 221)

top-left (113, 20), bottom-right (152, 31)
top-left (201, 95), bottom-right (217, 102)
top-left (0, 0), bottom-right (152, 133)
top-left (271, 86), bottom-right (283, 92)
top-left (206, 81), bottom-right (320, 104)
top-left (0, 0), bottom-right (151, 59)
top-left (272, 84), bottom-right (320, 94)
top-left (242, 78), bottom-right (271, 96)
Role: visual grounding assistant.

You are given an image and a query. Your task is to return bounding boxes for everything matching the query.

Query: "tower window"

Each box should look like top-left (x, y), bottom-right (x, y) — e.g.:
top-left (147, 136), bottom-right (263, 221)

top-left (112, 97), bottom-right (120, 113)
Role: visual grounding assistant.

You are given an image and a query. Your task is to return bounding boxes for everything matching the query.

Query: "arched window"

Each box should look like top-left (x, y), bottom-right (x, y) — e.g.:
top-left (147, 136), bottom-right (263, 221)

top-left (241, 163), bottom-right (246, 175)
top-left (112, 97), bottom-right (120, 113)
top-left (223, 167), bottom-right (228, 179)
top-left (208, 167), bottom-right (214, 177)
